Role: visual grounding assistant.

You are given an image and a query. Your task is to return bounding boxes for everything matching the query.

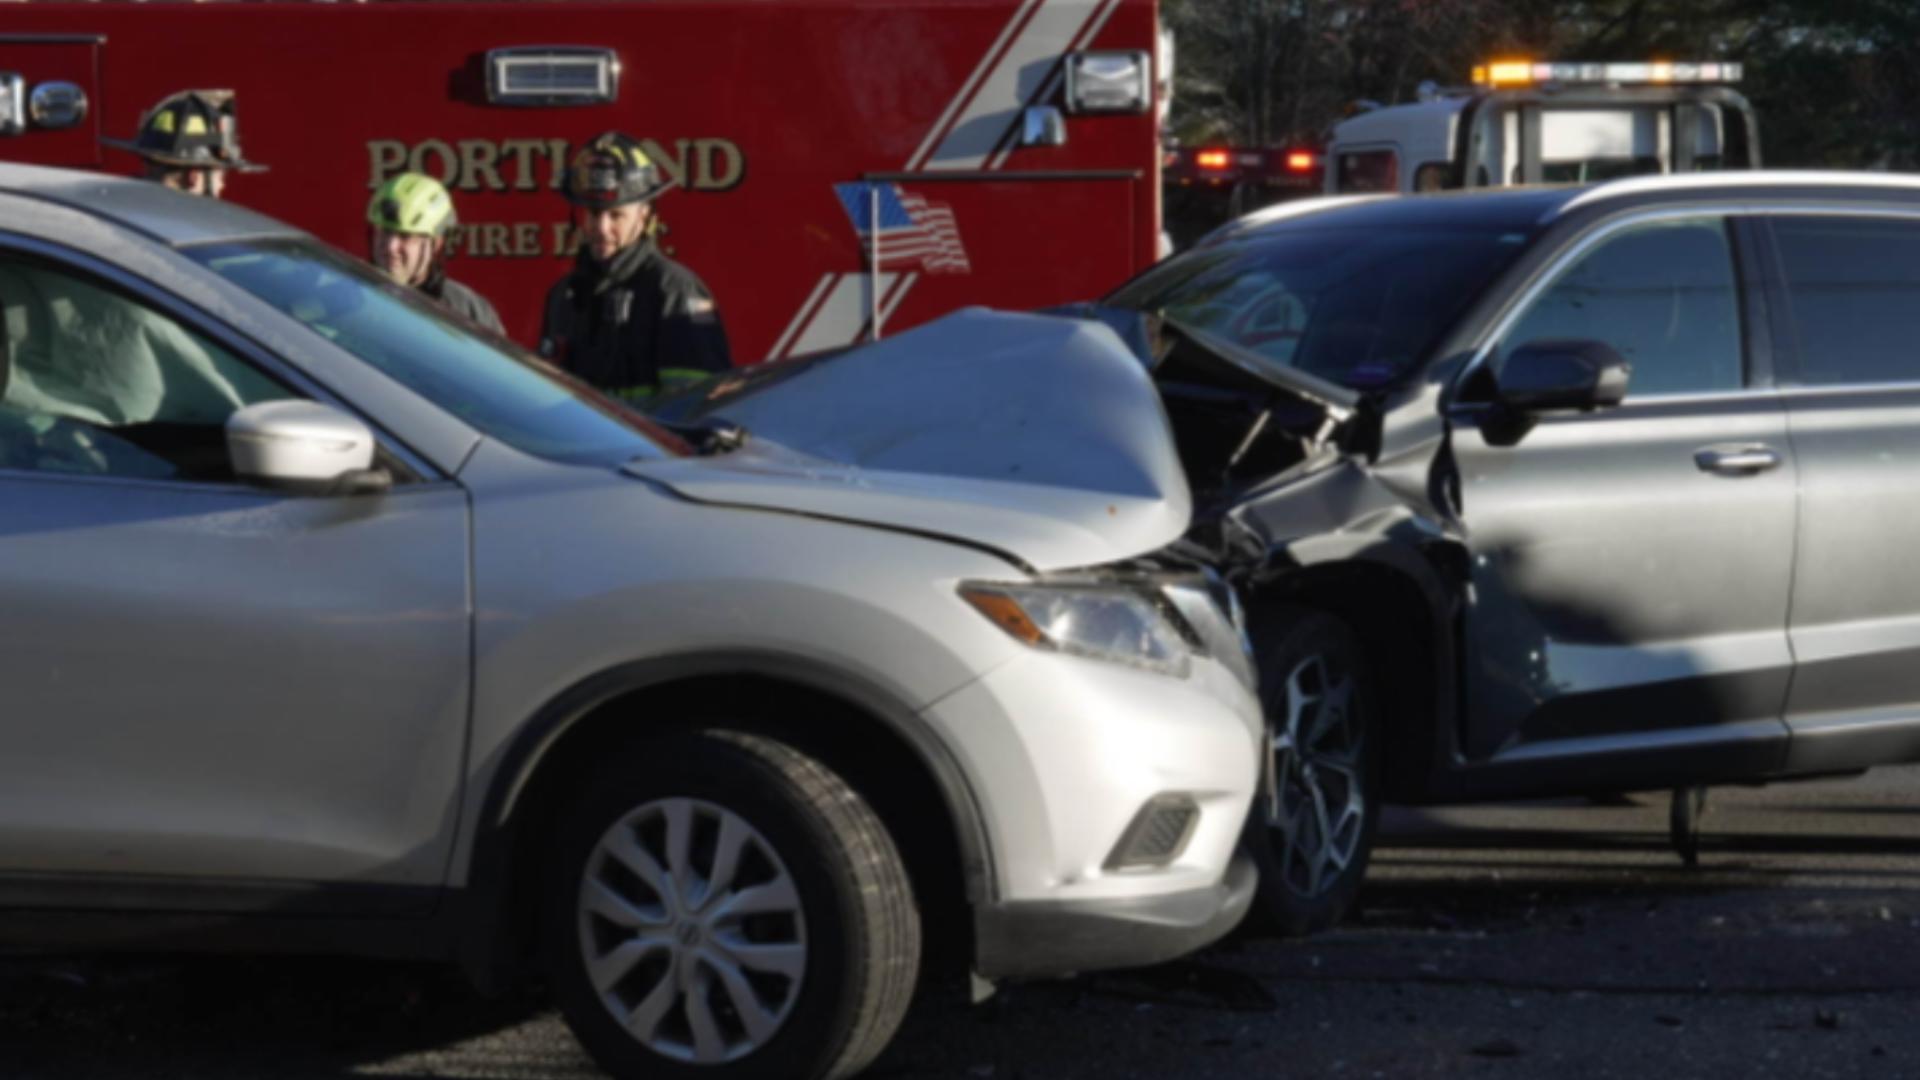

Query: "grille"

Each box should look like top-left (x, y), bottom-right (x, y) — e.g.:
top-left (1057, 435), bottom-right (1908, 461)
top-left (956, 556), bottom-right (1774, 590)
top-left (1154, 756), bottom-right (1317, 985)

top-left (1106, 795), bottom-right (1201, 870)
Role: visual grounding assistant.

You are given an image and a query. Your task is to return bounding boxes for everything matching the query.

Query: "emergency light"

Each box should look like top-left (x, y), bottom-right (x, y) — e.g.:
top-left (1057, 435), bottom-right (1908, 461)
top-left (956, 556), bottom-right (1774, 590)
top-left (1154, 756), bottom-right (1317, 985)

top-left (485, 47), bottom-right (621, 106)
top-left (1195, 149), bottom-right (1230, 170)
top-left (1066, 50), bottom-right (1152, 114)
top-left (1471, 60), bottom-right (1743, 89)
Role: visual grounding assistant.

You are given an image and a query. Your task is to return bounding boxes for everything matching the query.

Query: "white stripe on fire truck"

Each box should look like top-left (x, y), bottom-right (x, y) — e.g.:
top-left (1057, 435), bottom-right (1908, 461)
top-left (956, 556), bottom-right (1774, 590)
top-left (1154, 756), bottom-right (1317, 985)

top-left (785, 271), bottom-right (909, 357)
top-left (984, 0), bottom-right (1125, 169)
top-left (769, 273), bottom-right (838, 360)
top-left (871, 271), bottom-right (918, 337)
top-left (919, 0), bottom-right (1111, 171)
top-left (777, 0), bottom-right (1109, 356)
top-left (904, 0), bottom-right (1048, 173)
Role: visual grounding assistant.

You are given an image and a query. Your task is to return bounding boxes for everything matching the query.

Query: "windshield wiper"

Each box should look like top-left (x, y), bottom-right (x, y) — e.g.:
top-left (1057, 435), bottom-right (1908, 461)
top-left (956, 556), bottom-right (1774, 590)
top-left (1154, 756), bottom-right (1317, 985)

top-left (654, 416), bottom-right (749, 455)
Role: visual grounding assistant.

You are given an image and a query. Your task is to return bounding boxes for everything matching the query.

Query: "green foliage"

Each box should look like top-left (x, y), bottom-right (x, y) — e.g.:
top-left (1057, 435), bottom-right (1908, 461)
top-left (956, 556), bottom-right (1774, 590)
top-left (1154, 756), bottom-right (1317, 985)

top-left (1163, 0), bottom-right (1920, 168)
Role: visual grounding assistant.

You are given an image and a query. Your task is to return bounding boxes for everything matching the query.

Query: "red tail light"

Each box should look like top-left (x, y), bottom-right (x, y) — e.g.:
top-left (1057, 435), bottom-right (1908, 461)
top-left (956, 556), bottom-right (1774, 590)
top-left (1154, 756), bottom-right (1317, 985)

top-left (1285, 151), bottom-right (1317, 173)
top-left (1195, 149), bottom-right (1231, 170)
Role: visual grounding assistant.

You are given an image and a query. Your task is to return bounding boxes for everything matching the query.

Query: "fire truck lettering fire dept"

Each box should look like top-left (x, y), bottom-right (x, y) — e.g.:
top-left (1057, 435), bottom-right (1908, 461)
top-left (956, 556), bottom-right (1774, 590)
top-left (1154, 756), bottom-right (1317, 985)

top-left (366, 137), bottom-right (746, 193)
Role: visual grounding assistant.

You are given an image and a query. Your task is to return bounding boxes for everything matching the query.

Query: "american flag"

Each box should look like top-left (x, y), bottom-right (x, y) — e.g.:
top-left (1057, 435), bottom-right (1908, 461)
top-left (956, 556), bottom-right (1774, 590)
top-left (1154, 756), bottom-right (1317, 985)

top-left (834, 182), bottom-right (972, 274)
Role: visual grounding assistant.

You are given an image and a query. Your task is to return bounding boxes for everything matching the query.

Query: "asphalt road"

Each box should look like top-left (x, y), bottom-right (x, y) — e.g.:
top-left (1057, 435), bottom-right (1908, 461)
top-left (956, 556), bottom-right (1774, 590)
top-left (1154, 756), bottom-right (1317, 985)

top-left (4, 767), bottom-right (1917, 1079)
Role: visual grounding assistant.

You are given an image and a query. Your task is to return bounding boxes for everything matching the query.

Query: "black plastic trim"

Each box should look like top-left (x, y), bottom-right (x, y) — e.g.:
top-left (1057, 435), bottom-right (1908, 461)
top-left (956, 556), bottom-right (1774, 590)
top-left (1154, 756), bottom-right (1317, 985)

top-left (0, 873), bottom-right (437, 918)
top-left (1728, 215), bottom-right (1778, 389)
top-left (973, 854), bottom-right (1255, 979)
top-left (453, 650), bottom-right (997, 987)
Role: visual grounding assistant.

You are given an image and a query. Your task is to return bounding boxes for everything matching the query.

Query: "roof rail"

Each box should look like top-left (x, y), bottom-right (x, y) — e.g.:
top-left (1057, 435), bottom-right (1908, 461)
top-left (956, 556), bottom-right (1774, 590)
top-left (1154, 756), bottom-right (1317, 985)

top-left (1556, 170), bottom-right (1920, 217)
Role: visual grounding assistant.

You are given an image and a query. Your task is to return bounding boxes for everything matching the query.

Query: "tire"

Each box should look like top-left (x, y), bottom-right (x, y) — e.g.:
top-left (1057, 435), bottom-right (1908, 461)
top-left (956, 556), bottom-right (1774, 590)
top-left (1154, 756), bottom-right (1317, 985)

top-left (1243, 607), bottom-right (1382, 936)
top-left (541, 728), bottom-right (920, 1080)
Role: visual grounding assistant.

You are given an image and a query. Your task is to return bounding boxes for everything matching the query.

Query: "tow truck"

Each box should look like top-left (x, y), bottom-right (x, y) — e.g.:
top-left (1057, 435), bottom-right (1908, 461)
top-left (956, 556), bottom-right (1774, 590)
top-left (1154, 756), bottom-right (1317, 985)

top-left (0, 0), bottom-right (1171, 359)
top-left (1162, 142), bottom-right (1322, 247)
top-left (1325, 60), bottom-right (1759, 194)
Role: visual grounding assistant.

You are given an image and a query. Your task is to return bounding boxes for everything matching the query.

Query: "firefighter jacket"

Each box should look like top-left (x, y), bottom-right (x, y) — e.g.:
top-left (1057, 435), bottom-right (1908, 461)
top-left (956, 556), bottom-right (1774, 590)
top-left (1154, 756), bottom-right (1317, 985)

top-left (537, 239), bottom-right (731, 401)
top-left (422, 267), bottom-right (505, 335)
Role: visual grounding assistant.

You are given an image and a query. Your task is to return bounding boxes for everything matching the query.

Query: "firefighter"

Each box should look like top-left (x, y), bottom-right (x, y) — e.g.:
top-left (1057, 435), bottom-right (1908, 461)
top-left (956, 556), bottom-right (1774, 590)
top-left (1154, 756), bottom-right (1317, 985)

top-left (366, 173), bottom-right (504, 333)
top-left (539, 131), bottom-right (730, 402)
top-left (101, 89), bottom-right (264, 199)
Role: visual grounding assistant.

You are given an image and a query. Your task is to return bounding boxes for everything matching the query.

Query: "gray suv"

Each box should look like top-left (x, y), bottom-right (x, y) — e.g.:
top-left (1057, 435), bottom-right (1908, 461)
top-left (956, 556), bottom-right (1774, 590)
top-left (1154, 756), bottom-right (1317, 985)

top-left (0, 165), bottom-right (1263, 1079)
top-left (1107, 172), bottom-right (1920, 933)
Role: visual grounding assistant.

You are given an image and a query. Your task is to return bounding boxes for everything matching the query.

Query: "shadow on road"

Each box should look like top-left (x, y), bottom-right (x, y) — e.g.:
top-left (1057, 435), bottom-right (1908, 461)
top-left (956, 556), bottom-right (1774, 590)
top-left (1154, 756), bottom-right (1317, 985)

top-left (0, 956), bottom-right (591, 1080)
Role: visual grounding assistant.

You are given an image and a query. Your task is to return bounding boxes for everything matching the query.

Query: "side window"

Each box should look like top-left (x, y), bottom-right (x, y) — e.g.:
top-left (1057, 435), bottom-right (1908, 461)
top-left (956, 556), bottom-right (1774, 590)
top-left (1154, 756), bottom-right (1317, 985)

top-left (1770, 215), bottom-right (1920, 386)
top-left (0, 257), bottom-right (295, 481)
top-left (1334, 150), bottom-right (1398, 193)
top-left (1498, 217), bottom-right (1743, 398)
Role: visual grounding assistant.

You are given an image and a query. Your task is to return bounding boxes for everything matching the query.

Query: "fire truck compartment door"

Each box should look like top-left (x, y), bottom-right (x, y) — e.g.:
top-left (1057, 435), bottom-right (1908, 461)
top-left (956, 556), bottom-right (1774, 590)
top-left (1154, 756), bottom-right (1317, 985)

top-left (0, 37), bottom-right (103, 168)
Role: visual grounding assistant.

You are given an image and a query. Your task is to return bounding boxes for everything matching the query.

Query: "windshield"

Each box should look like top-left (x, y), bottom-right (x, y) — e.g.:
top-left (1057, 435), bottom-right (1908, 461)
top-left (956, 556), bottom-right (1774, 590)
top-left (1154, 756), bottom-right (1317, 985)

top-left (1108, 225), bottom-right (1530, 389)
top-left (186, 239), bottom-right (689, 464)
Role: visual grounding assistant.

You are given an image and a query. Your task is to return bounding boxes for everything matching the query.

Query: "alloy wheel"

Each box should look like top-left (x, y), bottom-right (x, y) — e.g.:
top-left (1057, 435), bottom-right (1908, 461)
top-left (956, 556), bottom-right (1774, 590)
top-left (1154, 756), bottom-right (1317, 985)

top-left (1266, 652), bottom-right (1367, 899)
top-left (577, 797), bottom-right (808, 1065)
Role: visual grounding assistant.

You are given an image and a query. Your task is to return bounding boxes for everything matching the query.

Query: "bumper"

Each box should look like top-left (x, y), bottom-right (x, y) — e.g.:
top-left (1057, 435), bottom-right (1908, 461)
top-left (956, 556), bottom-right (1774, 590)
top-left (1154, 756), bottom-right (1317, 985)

top-left (973, 852), bottom-right (1258, 978)
top-left (922, 646), bottom-right (1262, 910)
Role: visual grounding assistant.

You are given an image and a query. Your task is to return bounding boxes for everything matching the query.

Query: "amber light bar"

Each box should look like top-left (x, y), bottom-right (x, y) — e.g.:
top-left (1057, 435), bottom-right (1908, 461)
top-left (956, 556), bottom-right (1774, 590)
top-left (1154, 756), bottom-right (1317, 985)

top-left (1472, 60), bottom-right (1743, 88)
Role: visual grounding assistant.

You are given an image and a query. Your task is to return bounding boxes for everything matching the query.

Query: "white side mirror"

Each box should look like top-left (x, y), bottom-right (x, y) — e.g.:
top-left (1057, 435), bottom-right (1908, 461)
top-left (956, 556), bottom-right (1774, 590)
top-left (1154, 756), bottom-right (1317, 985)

top-left (226, 400), bottom-right (389, 495)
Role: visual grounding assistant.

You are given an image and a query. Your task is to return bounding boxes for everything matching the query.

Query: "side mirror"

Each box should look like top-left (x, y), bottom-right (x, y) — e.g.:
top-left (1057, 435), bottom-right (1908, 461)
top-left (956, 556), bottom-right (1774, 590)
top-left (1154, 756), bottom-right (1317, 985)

top-left (1494, 340), bottom-right (1631, 413)
top-left (1019, 105), bottom-right (1068, 148)
top-left (227, 400), bottom-right (391, 495)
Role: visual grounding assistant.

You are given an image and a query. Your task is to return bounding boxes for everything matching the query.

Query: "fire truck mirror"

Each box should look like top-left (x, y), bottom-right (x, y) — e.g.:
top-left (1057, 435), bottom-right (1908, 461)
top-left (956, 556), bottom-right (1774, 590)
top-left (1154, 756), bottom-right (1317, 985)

top-left (0, 75), bottom-right (24, 137)
top-left (1020, 106), bottom-right (1068, 148)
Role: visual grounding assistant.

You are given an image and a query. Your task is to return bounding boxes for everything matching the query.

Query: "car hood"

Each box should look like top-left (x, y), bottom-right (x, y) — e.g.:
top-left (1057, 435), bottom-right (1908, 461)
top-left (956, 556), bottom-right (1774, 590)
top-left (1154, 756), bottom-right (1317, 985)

top-left (626, 309), bottom-right (1191, 572)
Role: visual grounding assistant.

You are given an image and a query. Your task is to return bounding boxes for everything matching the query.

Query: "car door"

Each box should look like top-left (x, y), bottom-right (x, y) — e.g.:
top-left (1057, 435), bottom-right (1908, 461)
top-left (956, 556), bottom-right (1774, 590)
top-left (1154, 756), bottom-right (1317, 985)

top-left (1760, 209), bottom-right (1920, 773)
top-left (0, 245), bottom-right (470, 911)
top-left (1447, 212), bottom-right (1796, 775)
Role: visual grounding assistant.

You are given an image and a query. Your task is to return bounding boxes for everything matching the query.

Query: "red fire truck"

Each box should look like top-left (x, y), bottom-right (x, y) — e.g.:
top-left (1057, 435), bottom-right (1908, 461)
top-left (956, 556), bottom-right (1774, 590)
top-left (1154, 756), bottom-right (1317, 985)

top-left (0, 0), bottom-right (1169, 360)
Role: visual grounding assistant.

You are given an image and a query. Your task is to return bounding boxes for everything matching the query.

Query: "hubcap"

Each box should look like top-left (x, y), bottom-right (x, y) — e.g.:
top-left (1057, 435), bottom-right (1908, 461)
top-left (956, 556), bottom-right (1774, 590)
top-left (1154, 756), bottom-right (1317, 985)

top-left (578, 797), bottom-right (808, 1064)
top-left (1266, 653), bottom-right (1366, 899)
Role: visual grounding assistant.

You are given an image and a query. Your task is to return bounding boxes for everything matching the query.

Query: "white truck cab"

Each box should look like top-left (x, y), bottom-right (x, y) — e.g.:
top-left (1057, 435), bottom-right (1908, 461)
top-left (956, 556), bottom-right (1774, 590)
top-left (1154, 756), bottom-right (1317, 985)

top-left (1327, 60), bottom-right (1759, 194)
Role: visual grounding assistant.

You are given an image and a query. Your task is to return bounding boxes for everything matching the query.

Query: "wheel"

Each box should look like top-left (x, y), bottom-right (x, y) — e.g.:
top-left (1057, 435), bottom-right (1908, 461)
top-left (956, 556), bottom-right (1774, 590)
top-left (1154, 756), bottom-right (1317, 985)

top-left (542, 729), bottom-right (921, 1080)
top-left (1244, 608), bottom-right (1382, 936)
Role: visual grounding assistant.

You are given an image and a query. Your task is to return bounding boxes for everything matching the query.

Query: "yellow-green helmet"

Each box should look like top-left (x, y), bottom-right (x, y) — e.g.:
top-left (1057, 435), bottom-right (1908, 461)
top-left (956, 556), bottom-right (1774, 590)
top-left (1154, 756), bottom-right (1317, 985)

top-left (367, 173), bottom-right (457, 237)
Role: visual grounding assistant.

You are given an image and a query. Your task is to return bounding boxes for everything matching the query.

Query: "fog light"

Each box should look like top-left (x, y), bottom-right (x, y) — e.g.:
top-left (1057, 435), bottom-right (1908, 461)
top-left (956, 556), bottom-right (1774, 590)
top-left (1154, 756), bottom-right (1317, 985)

top-left (1106, 795), bottom-right (1200, 870)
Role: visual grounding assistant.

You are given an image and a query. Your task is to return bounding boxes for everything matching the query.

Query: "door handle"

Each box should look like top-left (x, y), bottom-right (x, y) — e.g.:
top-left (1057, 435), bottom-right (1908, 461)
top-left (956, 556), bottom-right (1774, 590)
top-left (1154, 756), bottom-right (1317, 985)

top-left (1694, 445), bottom-right (1781, 474)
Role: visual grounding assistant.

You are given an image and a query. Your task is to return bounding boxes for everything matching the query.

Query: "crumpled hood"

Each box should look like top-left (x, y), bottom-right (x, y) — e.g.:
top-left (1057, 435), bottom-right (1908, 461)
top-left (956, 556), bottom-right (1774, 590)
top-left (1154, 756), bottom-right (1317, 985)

top-left (627, 309), bottom-right (1192, 572)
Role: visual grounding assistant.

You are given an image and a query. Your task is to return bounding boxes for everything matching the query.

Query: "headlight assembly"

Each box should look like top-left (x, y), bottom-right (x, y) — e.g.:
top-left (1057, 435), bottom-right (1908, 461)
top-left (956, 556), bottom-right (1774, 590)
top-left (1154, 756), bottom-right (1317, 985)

top-left (959, 581), bottom-right (1200, 678)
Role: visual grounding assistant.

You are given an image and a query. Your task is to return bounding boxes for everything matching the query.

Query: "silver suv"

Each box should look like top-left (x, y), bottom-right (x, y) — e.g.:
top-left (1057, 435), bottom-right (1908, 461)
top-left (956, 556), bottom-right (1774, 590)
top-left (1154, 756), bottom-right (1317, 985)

top-left (0, 165), bottom-right (1261, 1079)
top-left (1107, 172), bottom-right (1920, 934)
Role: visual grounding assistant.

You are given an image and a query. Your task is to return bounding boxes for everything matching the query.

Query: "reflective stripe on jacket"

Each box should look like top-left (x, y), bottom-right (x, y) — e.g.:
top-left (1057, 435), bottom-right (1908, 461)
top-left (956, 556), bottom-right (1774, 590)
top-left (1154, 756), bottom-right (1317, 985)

top-left (537, 240), bottom-right (731, 399)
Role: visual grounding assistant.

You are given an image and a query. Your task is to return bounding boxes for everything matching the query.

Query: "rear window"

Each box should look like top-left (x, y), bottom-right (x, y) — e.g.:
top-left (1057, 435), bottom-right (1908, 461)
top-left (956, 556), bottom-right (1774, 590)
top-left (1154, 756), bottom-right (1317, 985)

top-left (1108, 224), bottom-right (1531, 389)
top-left (1334, 150), bottom-right (1399, 193)
top-left (1770, 216), bottom-right (1920, 386)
